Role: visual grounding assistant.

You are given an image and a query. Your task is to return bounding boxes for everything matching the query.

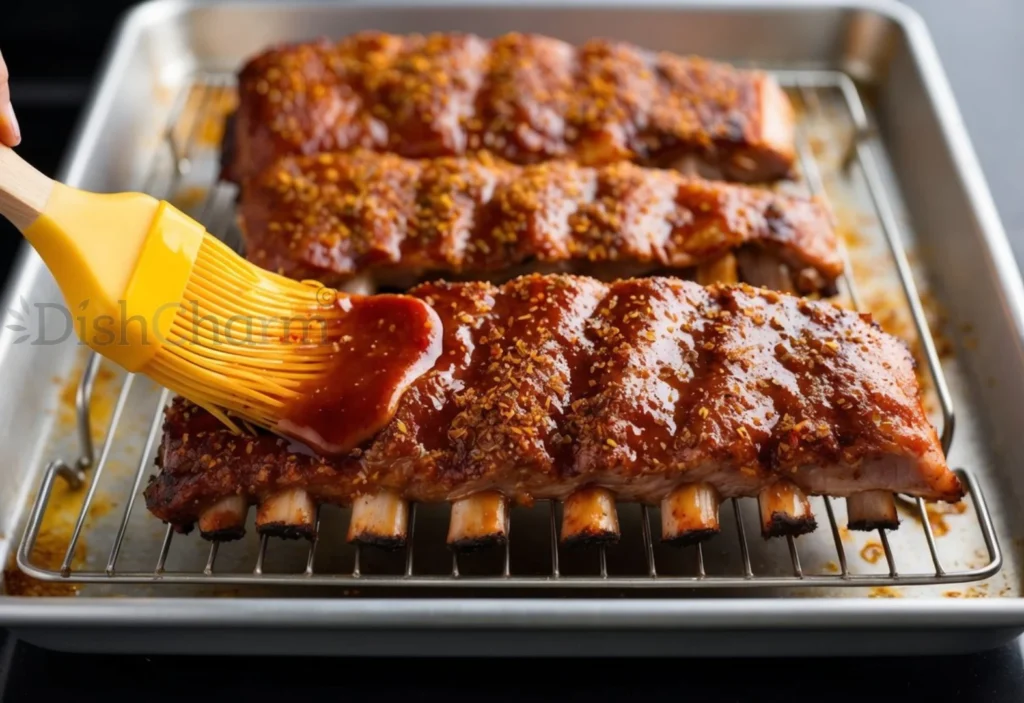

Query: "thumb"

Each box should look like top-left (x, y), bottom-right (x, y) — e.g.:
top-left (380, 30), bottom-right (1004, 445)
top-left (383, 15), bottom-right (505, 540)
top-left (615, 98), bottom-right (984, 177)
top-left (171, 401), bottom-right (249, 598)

top-left (0, 50), bottom-right (21, 147)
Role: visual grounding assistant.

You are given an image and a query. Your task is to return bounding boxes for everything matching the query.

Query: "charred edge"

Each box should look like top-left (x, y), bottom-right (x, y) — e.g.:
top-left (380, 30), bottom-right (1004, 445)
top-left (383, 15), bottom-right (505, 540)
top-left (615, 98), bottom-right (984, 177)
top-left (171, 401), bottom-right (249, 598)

top-left (846, 491), bottom-right (899, 532)
top-left (660, 483), bottom-right (721, 546)
top-left (171, 522), bottom-right (194, 536)
top-left (561, 528), bottom-right (621, 549)
top-left (348, 532), bottom-right (407, 551)
top-left (847, 516), bottom-right (900, 532)
top-left (661, 527), bottom-right (720, 548)
top-left (763, 513), bottom-right (818, 539)
top-left (446, 493), bottom-right (509, 553)
top-left (256, 522), bottom-right (315, 541)
top-left (256, 489), bottom-right (317, 541)
top-left (197, 497), bottom-right (250, 542)
top-left (560, 487), bottom-right (620, 548)
top-left (199, 526), bottom-right (246, 542)
top-left (448, 533), bottom-right (509, 553)
top-left (347, 491), bottom-right (409, 551)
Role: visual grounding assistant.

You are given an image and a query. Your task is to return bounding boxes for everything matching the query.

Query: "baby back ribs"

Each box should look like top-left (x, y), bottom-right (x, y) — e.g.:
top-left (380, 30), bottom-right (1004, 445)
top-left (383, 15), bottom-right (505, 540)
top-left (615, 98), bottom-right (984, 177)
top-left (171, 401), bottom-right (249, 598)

top-left (240, 150), bottom-right (840, 294)
top-left (145, 275), bottom-right (961, 548)
top-left (222, 32), bottom-right (795, 184)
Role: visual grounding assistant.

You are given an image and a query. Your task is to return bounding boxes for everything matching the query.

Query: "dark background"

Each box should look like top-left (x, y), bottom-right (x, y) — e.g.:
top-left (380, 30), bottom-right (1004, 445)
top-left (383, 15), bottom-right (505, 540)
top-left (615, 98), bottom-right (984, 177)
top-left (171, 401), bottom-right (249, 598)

top-left (0, 0), bottom-right (1022, 699)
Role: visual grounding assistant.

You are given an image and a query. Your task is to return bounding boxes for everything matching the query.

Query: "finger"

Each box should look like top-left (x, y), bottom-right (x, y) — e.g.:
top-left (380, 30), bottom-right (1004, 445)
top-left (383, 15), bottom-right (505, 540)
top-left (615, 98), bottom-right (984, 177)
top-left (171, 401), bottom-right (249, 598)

top-left (0, 50), bottom-right (20, 147)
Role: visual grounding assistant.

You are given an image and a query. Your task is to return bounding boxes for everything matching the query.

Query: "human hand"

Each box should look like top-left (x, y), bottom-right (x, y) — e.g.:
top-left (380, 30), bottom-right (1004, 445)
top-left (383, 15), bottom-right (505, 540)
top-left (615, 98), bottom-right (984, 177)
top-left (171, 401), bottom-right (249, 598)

top-left (0, 49), bottom-right (20, 147)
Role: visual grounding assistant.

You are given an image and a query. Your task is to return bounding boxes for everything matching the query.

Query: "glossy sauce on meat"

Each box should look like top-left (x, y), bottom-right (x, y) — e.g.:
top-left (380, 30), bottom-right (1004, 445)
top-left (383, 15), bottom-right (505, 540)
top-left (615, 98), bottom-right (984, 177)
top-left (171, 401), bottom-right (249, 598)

top-left (240, 151), bottom-right (839, 291)
top-left (223, 32), bottom-right (795, 184)
top-left (145, 276), bottom-right (961, 530)
top-left (276, 294), bottom-right (442, 456)
top-left (357, 280), bottom-right (499, 485)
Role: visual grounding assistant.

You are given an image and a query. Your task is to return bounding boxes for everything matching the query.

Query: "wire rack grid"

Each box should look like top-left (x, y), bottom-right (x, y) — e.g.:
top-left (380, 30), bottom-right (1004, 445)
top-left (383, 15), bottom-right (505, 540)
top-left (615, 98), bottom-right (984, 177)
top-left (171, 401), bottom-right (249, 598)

top-left (14, 68), bottom-right (1002, 590)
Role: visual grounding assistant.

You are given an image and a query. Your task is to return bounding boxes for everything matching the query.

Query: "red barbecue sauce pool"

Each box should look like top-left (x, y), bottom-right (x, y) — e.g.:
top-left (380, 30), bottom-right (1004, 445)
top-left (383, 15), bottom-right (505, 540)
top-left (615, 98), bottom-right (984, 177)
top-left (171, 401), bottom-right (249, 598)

top-left (276, 294), bottom-right (443, 457)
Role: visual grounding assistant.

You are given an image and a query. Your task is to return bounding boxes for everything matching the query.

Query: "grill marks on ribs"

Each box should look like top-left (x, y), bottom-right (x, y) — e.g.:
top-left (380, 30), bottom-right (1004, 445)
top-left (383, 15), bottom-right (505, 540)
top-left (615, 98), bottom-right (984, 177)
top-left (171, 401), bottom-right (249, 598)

top-left (222, 32), bottom-right (795, 184)
top-left (241, 151), bottom-right (840, 293)
top-left (145, 276), bottom-right (962, 548)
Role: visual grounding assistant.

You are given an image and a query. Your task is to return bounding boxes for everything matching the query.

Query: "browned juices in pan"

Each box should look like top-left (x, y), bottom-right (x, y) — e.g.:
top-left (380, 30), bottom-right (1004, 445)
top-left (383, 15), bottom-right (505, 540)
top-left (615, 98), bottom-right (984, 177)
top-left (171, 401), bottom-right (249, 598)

top-left (276, 295), bottom-right (443, 456)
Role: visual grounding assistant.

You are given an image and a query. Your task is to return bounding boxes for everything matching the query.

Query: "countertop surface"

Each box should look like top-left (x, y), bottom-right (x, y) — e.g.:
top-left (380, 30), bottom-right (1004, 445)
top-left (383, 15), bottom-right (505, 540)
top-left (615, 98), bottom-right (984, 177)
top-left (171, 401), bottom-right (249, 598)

top-left (0, 0), bottom-right (1021, 698)
top-left (0, 641), bottom-right (1021, 702)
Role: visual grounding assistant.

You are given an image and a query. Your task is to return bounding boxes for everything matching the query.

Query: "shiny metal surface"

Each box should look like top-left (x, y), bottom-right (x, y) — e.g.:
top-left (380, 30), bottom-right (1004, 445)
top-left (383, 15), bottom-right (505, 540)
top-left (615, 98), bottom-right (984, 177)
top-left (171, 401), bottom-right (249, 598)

top-left (0, 0), bottom-right (1022, 655)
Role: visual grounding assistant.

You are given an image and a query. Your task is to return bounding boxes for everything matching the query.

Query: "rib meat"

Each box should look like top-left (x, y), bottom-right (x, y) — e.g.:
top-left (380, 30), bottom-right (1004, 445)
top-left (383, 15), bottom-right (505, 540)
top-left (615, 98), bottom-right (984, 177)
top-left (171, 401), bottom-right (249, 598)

top-left (240, 151), bottom-right (840, 294)
top-left (145, 275), bottom-right (962, 534)
top-left (222, 32), bottom-right (795, 184)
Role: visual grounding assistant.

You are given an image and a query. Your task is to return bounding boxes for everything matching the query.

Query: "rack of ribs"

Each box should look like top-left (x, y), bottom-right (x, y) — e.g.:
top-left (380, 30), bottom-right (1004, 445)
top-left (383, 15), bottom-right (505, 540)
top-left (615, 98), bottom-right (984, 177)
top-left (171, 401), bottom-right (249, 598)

top-left (239, 150), bottom-right (841, 296)
top-left (221, 31), bottom-right (795, 185)
top-left (145, 275), bottom-right (962, 551)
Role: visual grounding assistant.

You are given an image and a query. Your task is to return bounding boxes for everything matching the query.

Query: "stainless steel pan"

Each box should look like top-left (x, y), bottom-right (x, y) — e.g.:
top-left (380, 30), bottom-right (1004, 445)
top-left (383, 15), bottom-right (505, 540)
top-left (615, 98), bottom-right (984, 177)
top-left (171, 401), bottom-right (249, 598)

top-left (0, 0), bottom-right (1022, 656)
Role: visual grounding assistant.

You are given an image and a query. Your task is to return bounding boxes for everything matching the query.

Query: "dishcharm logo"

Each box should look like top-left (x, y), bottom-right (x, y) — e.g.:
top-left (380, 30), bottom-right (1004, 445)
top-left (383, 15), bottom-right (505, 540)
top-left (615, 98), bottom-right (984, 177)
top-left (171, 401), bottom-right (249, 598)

top-left (4, 297), bottom-right (334, 347)
top-left (4, 296), bottom-right (33, 344)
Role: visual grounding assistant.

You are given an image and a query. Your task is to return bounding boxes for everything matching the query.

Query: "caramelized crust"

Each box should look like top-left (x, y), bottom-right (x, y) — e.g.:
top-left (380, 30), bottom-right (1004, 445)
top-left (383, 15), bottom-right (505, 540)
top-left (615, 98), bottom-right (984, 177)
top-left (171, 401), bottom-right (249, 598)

top-left (222, 32), bottom-right (795, 184)
top-left (241, 151), bottom-right (839, 292)
top-left (145, 276), bottom-right (960, 530)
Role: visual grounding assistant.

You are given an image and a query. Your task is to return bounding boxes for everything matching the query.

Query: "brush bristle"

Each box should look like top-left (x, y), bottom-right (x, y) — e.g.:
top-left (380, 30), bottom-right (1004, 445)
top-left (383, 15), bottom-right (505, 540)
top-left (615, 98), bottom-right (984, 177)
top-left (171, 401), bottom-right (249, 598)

top-left (142, 235), bottom-right (347, 430)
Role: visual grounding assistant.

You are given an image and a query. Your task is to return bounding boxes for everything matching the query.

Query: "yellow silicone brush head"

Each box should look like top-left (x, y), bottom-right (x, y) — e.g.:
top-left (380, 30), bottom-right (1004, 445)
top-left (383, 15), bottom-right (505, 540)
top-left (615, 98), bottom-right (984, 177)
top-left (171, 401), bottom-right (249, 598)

top-left (0, 143), bottom-right (443, 457)
top-left (141, 234), bottom-right (444, 456)
top-left (142, 233), bottom-right (343, 430)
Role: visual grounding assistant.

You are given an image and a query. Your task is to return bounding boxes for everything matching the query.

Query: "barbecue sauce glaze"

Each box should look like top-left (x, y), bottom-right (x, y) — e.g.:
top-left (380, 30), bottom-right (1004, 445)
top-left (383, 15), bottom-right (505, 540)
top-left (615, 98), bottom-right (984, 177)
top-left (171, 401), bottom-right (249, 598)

top-left (276, 294), bottom-right (442, 456)
top-left (145, 277), bottom-right (964, 530)
top-left (242, 150), bottom-right (841, 292)
top-left (225, 32), bottom-right (796, 184)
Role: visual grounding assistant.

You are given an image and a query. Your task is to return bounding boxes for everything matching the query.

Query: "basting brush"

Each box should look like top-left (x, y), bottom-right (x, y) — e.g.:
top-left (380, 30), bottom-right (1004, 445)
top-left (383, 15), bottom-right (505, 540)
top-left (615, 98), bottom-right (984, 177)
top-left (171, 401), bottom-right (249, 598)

top-left (0, 145), bottom-right (443, 455)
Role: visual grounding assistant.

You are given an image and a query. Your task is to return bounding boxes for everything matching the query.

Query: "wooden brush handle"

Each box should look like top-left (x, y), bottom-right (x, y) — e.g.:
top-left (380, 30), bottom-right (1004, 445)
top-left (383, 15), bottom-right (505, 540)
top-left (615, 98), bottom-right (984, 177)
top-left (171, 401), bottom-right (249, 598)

top-left (0, 144), bottom-right (55, 232)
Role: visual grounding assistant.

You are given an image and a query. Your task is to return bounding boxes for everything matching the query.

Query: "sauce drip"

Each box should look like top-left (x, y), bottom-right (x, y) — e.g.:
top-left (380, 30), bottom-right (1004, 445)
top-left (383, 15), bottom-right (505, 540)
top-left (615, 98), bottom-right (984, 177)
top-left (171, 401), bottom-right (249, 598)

top-left (276, 294), bottom-right (442, 456)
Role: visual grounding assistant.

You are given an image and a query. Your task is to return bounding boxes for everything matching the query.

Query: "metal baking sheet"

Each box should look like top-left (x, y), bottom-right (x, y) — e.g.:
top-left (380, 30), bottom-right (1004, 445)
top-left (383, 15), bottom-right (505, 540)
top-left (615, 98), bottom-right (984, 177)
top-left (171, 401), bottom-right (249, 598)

top-left (1, 0), bottom-right (1024, 656)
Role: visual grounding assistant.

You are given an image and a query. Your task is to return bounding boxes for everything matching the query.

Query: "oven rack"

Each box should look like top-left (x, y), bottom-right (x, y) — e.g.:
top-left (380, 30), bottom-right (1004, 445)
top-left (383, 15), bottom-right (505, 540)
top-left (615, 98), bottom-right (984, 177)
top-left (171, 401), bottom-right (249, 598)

top-left (15, 69), bottom-right (1002, 590)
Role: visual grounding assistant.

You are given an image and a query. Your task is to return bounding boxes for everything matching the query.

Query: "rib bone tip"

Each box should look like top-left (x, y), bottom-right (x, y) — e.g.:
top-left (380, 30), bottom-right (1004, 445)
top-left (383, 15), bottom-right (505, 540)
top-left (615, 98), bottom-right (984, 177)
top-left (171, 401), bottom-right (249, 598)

top-left (846, 490), bottom-right (900, 531)
top-left (762, 513), bottom-right (818, 539)
top-left (256, 523), bottom-right (316, 541)
top-left (447, 491), bottom-right (509, 553)
top-left (255, 487), bottom-right (317, 541)
top-left (197, 495), bottom-right (249, 542)
top-left (347, 490), bottom-right (409, 551)
top-left (560, 486), bottom-right (620, 547)
top-left (758, 483), bottom-right (816, 539)
top-left (660, 483), bottom-right (721, 546)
